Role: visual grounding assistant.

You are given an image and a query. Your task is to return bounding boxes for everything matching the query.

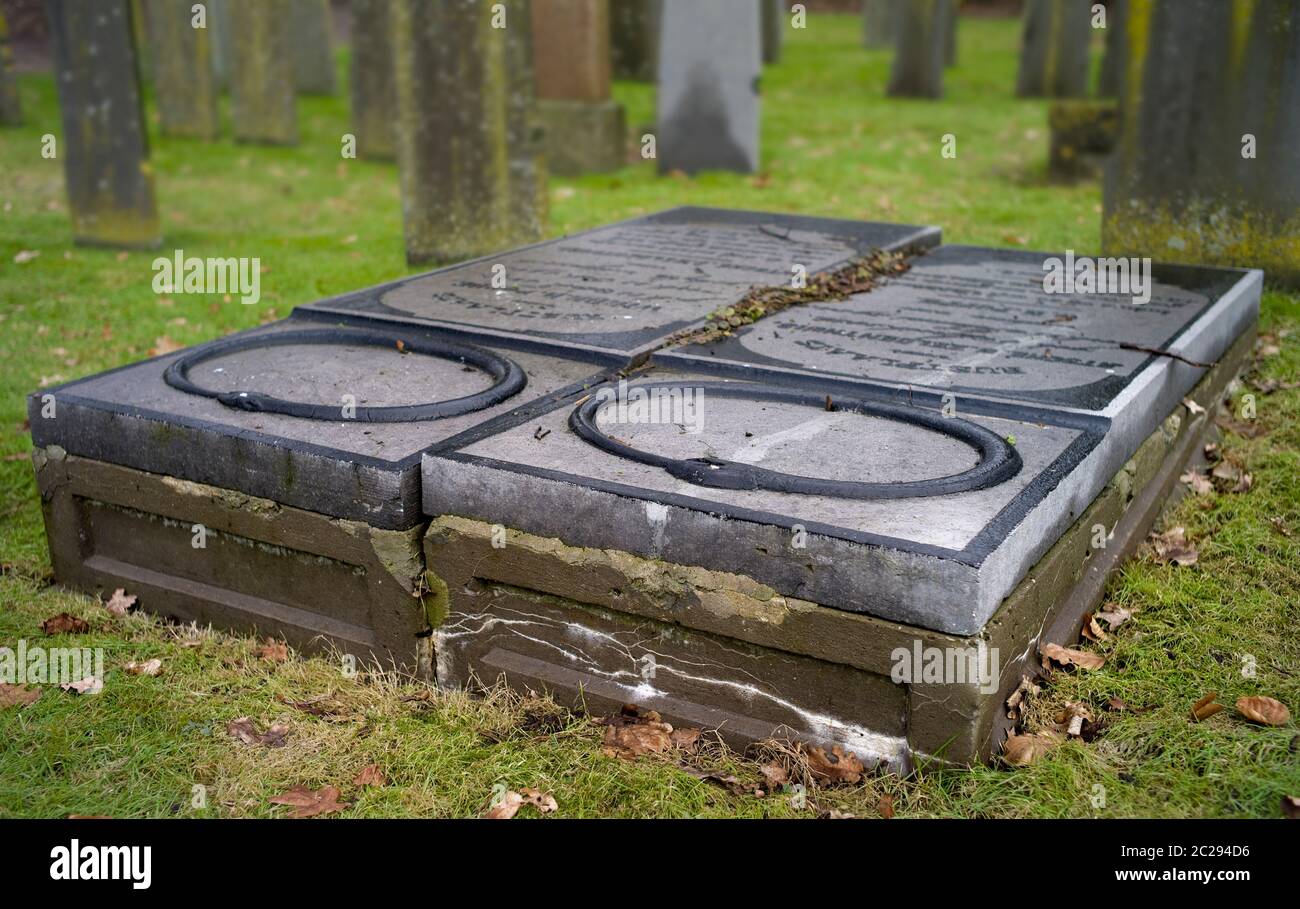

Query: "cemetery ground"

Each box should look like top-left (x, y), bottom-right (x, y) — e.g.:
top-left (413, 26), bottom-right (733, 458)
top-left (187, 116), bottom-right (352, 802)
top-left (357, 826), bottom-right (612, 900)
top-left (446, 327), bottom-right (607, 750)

top-left (2, 14), bottom-right (1298, 820)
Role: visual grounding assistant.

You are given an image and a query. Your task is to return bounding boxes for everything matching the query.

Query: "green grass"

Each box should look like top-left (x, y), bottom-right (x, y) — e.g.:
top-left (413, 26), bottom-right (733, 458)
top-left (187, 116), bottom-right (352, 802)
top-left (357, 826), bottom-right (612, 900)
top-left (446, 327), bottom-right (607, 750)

top-left (2, 14), bottom-right (1298, 819)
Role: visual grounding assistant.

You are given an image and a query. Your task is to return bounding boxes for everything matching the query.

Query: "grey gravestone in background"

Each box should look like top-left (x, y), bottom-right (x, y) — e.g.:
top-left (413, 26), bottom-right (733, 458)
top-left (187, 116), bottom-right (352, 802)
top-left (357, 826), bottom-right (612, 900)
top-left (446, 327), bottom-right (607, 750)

top-left (1103, 0), bottom-right (1300, 287)
top-left (391, 0), bottom-right (544, 264)
top-left (302, 208), bottom-right (940, 360)
top-left (610, 0), bottom-right (660, 81)
top-left (656, 0), bottom-right (761, 175)
top-left (145, 0), bottom-right (220, 140)
top-left (762, 0), bottom-right (784, 65)
top-left (229, 0), bottom-right (297, 144)
top-left (945, 0), bottom-right (958, 66)
top-left (208, 0), bottom-right (233, 91)
top-left (0, 11), bottom-right (20, 125)
top-left (288, 0), bottom-right (336, 95)
top-left (46, 0), bottom-right (160, 248)
top-left (1015, 0), bottom-right (1091, 98)
top-left (887, 0), bottom-right (950, 99)
top-left (532, 0), bottom-right (625, 175)
top-left (350, 0), bottom-right (396, 160)
top-left (861, 0), bottom-right (896, 49)
top-left (1097, 0), bottom-right (1125, 97)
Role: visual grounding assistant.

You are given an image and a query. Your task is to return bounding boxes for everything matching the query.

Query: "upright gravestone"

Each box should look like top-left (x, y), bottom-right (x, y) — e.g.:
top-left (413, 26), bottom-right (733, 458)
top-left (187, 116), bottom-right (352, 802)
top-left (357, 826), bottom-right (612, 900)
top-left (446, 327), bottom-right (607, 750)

top-left (145, 0), bottom-right (220, 140)
top-left (1097, 0), bottom-right (1125, 97)
top-left (1104, 0), bottom-right (1300, 287)
top-left (288, 0), bottom-right (336, 95)
top-left (887, 0), bottom-right (950, 99)
top-left (350, 0), bottom-right (396, 160)
top-left (762, 0), bottom-right (784, 65)
top-left (46, 0), bottom-right (160, 248)
top-left (861, 0), bottom-right (896, 50)
top-left (945, 0), bottom-right (959, 67)
top-left (228, 0), bottom-right (298, 145)
top-left (0, 11), bottom-right (21, 125)
top-left (609, 0), bottom-right (660, 82)
top-left (532, 0), bottom-right (625, 175)
top-left (1015, 0), bottom-right (1091, 98)
top-left (656, 0), bottom-right (761, 175)
top-left (208, 0), bottom-right (233, 91)
top-left (391, 0), bottom-right (545, 264)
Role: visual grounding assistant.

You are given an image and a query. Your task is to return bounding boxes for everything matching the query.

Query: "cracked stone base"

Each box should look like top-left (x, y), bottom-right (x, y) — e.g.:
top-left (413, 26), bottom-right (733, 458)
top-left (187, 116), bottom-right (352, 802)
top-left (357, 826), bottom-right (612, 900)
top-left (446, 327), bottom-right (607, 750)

top-left (536, 98), bottom-right (626, 175)
top-left (33, 449), bottom-right (437, 678)
top-left (423, 328), bottom-right (1252, 768)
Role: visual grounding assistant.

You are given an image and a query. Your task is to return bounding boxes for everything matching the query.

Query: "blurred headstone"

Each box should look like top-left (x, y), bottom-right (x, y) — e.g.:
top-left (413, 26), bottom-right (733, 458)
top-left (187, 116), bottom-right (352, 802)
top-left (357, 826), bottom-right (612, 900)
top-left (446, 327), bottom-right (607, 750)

top-left (532, 0), bottom-right (626, 175)
top-left (209, 0), bottom-right (234, 91)
top-left (46, 0), bottom-right (161, 248)
top-left (610, 0), bottom-right (660, 81)
top-left (1097, 0), bottom-right (1125, 97)
top-left (762, 0), bottom-right (783, 65)
top-left (1015, 0), bottom-right (1091, 98)
top-left (288, 0), bottom-right (336, 95)
top-left (861, 0), bottom-right (896, 50)
top-left (945, 0), bottom-right (958, 67)
top-left (350, 0), bottom-right (396, 160)
top-left (0, 11), bottom-right (21, 125)
top-left (1103, 0), bottom-right (1300, 286)
top-left (391, 0), bottom-right (545, 264)
top-left (656, 0), bottom-right (761, 175)
top-left (229, 0), bottom-right (298, 145)
top-left (887, 0), bottom-right (950, 99)
top-left (145, 0), bottom-right (220, 139)
top-left (1048, 100), bottom-right (1117, 182)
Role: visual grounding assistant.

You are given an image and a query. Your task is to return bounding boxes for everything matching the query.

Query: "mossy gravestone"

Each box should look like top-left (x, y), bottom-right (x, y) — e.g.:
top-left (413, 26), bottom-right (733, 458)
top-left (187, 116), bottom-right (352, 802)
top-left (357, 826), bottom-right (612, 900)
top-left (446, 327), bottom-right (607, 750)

top-left (392, 0), bottom-right (545, 264)
top-left (288, 0), bottom-right (336, 96)
top-left (887, 0), bottom-right (950, 99)
top-left (609, 0), bottom-right (659, 81)
top-left (0, 11), bottom-right (20, 125)
top-left (762, 0), bottom-right (783, 65)
top-left (208, 0), bottom-right (233, 91)
top-left (47, 0), bottom-right (160, 248)
top-left (229, 0), bottom-right (297, 145)
top-left (1104, 0), bottom-right (1300, 287)
top-left (145, 0), bottom-right (219, 140)
top-left (861, 0), bottom-right (896, 50)
top-left (349, 0), bottom-right (395, 160)
top-left (531, 0), bottom-right (625, 175)
top-left (1015, 0), bottom-right (1091, 99)
top-left (1097, 0), bottom-right (1125, 97)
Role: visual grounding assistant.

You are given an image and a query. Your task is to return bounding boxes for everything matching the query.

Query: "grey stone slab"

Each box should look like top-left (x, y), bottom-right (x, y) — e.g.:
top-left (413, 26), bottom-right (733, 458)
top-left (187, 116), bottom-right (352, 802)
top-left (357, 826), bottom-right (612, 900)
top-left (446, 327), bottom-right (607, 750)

top-left (29, 316), bottom-right (614, 530)
top-left (300, 208), bottom-right (941, 362)
top-left (422, 366), bottom-right (1109, 636)
top-left (656, 0), bottom-right (761, 174)
top-left (1015, 0), bottom-right (1091, 99)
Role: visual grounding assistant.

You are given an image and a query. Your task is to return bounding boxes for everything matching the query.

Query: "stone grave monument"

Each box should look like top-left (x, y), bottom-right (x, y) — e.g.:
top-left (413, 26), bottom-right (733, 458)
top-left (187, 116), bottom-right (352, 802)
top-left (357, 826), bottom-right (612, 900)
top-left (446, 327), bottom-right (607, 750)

top-left (531, 0), bottom-right (627, 176)
top-left (862, 0), bottom-right (896, 50)
top-left (46, 0), bottom-right (161, 248)
top-left (762, 0), bottom-right (784, 65)
top-left (208, 0), bottom-right (233, 91)
top-left (145, 0), bottom-right (220, 140)
top-left (228, 0), bottom-right (298, 145)
top-left (887, 0), bottom-right (951, 99)
top-left (0, 10), bottom-right (21, 125)
top-left (610, 0), bottom-right (660, 81)
top-left (656, 0), bottom-right (762, 175)
top-left (288, 0), bottom-right (336, 96)
top-left (349, 0), bottom-right (396, 160)
top-left (1015, 0), bottom-right (1091, 99)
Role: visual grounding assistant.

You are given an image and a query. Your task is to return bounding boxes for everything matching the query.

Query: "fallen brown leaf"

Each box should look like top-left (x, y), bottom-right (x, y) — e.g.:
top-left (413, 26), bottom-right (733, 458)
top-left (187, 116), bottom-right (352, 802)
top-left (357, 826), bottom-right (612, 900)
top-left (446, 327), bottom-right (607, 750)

top-left (0, 684), bottom-right (42, 708)
top-left (1095, 604), bottom-right (1134, 630)
top-left (1151, 526), bottom-right (1199, 566)
top-left (483, 790), bottom-right (523, 819)
top-left (1283, 796), bottom-right (1300, 819)
top-left (124, 659), bottom-right (162, 677)
top-left (1182, 397), bottom-right (1207, 416)
top-left (669, 726), bottom-right (701, 751)
top-left (597, 704), bottom-right (675, 759)
top-left (41, 613), bottom-right (90, 635)
top-left (269, 785), bottom-right (349, 819)
top-left (103, 588), bottom-right (136, 616)
top-left (227, 717), bottom-right (290, 747)
top-left (760, 762), bottom-right (789, 790)
top-left (877, 794), bottom-right (895, 818)
top-left (353, 764), bottom-right (386, 787)
top-left (1191, 692), bottom-right (1224, 722)
top-left (61, 676), bottom-right (102, 695)
top-left (1214, 414), bottom-right (1263, 439)
top-left (256, 639), bottom-right (290, 663)
top-left (1041, 642), bottom-right (1106, 671)
top-left (1180, 469), bottom-right (1214, 495)
top-left (1081, 613), bottom-right (1108, 642)
top-left (1236, 696), bottom-right (1291, 727)
top-left (519, 788), bottom-right (558, 814)
top-left (1002, 731), bottom-right (1060, 767)
top-left (806, 744), bottom-right (865, 785)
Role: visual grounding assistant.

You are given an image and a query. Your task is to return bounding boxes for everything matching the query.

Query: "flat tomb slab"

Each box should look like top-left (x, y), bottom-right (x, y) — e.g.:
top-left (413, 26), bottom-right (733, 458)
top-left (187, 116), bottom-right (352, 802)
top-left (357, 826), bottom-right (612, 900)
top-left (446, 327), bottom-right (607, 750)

top-left (299, 207), bottom-right (940, 361)
top-left (30, 316), bottom-right (612, 529)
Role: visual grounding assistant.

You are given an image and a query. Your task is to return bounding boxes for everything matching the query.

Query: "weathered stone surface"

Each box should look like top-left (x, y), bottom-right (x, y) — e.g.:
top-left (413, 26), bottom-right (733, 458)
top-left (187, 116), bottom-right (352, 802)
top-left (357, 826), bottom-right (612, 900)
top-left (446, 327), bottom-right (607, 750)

top-left (861, 0), bottom-right (896, 50)
top-left (349, 0), bottom-right (396, 160)
top-left (761, 0), bottom-right (784, 64)
top-left (945, 0), bottom-right (959, 66)
top-left (208, 0), bottom-right (233, 90)
top-left (46, 0), bottom-right (160, 248)
top-left (392, 0), bottom-right (545, 265)
top-left (1097, 0), bottom-right (1125, 97)
top-left (1103, 0), bottom-right (1300, 287)
top-left (887, 0), bottom-right (950, 98)
top-left (301, 208), bottom-right (940, 360)
top-left (29, 315), bottom-right (612, 529)
top-left (532, 0), bottom-right (625, 175)
top-left (609, 0), bottom-right (660, 81)
top-left (656, 0), bottom-right (761, 174)
top-left (0, 11), bottom-right (21, 125)
top-left (288, 0), bottom-right (336, 95)
top-left (228, 0), bottom-right (298, 144)
top-left (1048, 99), bottom-right (1117, 182)
top-left (145, 0), bottom-right (220, 140)
top-left (1015, 0), bottom-right (1092, 98)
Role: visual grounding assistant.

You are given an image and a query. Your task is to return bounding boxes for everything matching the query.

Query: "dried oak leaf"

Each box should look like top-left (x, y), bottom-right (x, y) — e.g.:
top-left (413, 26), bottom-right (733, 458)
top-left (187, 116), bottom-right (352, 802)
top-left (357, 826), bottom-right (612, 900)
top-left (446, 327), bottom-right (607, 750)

top-left (597, 705), bottom-right (676, 759)
top-left (1095, 604), bottom-right (1134, 630)
top-left (1041, 642), bottom-right (1105, 671)
top-left (1211, 461), bottom-right (1253, 493)
top-left (877, 794), bottom-right (896, 819)
top-left (353, 764), bottom-right (386, 788)
top-left (269, 785), bottom-right (350, 819)
top-left (256, 639), bottom-right (290, 663)
top-left (1191, 692), bottom-right (1224, 722)
top-left (1151, 526), bottom-right (1199, 567)
top-left (227, 716), bottom-right (290, 748)
top-left (1180, 470), bottom-right (1214, 496)
top-left (806, 744), bottom-right (865, 785)
top-left (0, 683), bottom-right (42, 708)
top-left (124, 659), bottom-right (162, 677)
top-left (760, 762), bottom-right (790, 790)
top-left (41, 613), bottom-right (89, 635)
top-left (519, 788), bottom-right (558, 814)
top-left (1081, 613), bottom-right (1108, 642)
top-left (1002, 731), bottom-right (1061, 767)
top-left (483, 790), bottom-right (523, 819)
top-left (670, 726), bottom-right (702, 751)
top-left (103, 588), bottom-right (137, 617)
top-left (1236, 696), bottom-right (1291, 727)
